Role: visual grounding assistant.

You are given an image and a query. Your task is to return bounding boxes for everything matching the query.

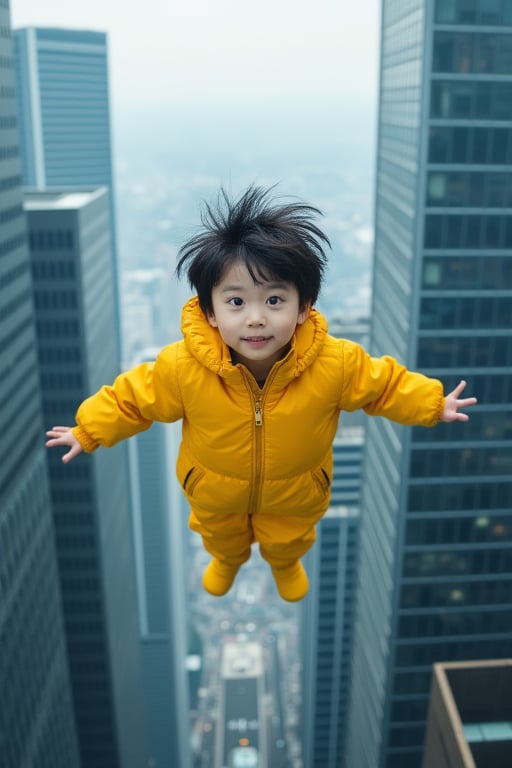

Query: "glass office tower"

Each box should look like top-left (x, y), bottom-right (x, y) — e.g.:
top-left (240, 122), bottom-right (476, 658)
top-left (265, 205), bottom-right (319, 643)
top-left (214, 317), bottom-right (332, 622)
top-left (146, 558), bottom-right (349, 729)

top-left (129, 348), bottom-right (191, 768)
top-left (13, 27), bottom-right (115, 192)
top-left (13, 26), bottom-right (121, 338)
top-left (25, 188), bottom-right (147, 768)
top-left (301, 507), bottom-right (359, 768)
top-left (345, 2), bottom-right (512, 767)
top-left (0, 3), bottom-right (80, 766)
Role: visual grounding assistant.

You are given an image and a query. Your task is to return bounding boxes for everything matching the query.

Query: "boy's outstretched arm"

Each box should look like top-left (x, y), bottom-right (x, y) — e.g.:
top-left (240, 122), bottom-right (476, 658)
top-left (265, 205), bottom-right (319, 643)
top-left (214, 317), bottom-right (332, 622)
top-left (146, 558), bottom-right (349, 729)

top-left (46, 426), bottom-right (83, 463)
top-left (440, 380), bottom-right (477, 423)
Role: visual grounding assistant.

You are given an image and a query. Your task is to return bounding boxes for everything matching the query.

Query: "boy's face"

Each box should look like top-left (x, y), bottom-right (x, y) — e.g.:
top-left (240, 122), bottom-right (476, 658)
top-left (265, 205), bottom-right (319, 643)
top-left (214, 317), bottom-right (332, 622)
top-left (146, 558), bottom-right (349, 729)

top-left (207, 260), bottom-right (309, 380)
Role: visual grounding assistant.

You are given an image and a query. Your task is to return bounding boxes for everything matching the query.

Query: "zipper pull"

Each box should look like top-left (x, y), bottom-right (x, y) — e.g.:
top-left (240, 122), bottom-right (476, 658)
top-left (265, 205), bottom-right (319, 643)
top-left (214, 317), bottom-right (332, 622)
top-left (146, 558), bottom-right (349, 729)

top-left (255, 402), bottom-right (263, 426)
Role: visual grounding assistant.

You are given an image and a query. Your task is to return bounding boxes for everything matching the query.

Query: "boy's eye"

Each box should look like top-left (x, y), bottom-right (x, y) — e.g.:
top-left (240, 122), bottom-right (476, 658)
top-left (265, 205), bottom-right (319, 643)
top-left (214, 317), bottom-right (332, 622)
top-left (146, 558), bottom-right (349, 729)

top-left (267, 295), bottom-right (282, 305)
top-left (228, 297), bottom-right (244, 306)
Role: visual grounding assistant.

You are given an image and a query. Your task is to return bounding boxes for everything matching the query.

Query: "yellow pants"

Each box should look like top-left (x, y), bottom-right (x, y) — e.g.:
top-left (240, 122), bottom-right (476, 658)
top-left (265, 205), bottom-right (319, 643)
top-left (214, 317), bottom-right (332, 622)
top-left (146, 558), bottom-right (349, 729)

top-left (189, 509), bottom-right (318, 568)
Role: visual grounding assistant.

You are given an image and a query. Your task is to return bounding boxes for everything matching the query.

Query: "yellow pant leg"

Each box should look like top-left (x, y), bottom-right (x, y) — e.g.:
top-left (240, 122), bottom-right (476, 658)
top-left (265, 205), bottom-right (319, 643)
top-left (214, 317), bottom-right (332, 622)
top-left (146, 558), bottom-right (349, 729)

top-left (189, 509), bottom-right (254, 566)
top-left (253, 514), bottom-right (317, 568)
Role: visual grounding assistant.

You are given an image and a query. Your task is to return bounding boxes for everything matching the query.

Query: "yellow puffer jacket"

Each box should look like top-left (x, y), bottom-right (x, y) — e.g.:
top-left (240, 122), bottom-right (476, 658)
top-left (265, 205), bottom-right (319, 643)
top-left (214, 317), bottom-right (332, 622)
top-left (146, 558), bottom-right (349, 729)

top-left (73, 297), bottom-right (444, 526)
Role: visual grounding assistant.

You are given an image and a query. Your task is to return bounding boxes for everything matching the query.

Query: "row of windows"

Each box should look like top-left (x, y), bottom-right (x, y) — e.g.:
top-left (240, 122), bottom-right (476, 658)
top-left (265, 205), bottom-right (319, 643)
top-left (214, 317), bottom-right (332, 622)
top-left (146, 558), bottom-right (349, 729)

top-left (0, 173), bottom-right (22, 192)
top-left (427, 170), bottom-right (512, 208)
top-left (32, 259), bottom-right (76, 280)
top-left (422, 255), bottom-right (512, 290)
top-left (408, 478), bottom-right (512, 512)
top-left (405, 513), bottom-right (511, 545)
top-left (388, 723), bottom-right (427, 750)
top-left (39, 346), bottom-right (81, 364)
top-left (36, 319), bottom-right (80, 338)
top-left (435, 0), bottom-right (512, 25)
top-left (41, 372), bottom-right (84, 389)
top-left (44, 399), bottom-right (87, 426)
top-left (0, 144), bottom-right (18, 161)
top-left (29, 230), bottom-right (74, 251)
top-left (401, 577), bottom-right (512, 609)
top-left (391, 698), bottom-right (428, 725)
top-left (0, 204), bottom-right (23, 225)
top-left (399, 607), bottom-right (512, 639)
top-left (418, 332), bottom-right (512, 367)
top-left (395, 634), bottom-right (509, 669)
top-left (431, 80), bottom-right (512, 120)
top-left (414, 411), bottom-right (512, 442)
top-left (429, 125), bottom-right (512, 165)
top-left (433, 31), bottom-right (512, 75)
top-left (424, 213), bottom-right (512, 249)
top-left (420, 295), bottom-right (512, 329)
top-left (34, 289), bottom-right (78, 310)
top-left (410, 445), bottom-right (512, 477)
top-left (403, 546), bottom-right (512, 577)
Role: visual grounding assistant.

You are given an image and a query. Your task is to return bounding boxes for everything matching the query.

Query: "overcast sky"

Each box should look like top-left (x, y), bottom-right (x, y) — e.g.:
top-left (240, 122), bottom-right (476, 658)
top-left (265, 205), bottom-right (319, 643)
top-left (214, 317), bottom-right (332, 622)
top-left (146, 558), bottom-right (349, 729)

top-left (10, 0), bottom-right (381, 109)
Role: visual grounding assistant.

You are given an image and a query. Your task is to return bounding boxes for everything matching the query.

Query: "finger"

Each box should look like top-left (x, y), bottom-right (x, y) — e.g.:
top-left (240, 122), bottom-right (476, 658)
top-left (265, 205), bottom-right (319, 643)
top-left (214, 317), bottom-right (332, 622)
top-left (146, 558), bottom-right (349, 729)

top-left (46, 428), bottom-right (69, 438)
top-left (452, 380), bottom-right (467, 397)
top-left (62, 445), bottom-right (80, 463)
top-left (455, 412), bottom-right (470, 422)
top-left (458, 397), bottom-right (477, 407)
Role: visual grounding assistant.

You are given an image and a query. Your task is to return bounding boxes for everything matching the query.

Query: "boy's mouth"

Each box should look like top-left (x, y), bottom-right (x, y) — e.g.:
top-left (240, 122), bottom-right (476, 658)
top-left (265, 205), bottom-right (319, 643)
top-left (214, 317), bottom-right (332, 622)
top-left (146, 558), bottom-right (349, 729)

top-left (241, 336), bottom-right (272, 348)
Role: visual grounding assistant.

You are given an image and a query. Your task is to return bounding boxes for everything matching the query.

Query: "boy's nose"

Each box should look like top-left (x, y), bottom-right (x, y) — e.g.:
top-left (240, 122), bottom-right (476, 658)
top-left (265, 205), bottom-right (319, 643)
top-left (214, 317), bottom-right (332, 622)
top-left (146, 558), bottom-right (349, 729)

top-left (246, 308), bottom-right (266, 326)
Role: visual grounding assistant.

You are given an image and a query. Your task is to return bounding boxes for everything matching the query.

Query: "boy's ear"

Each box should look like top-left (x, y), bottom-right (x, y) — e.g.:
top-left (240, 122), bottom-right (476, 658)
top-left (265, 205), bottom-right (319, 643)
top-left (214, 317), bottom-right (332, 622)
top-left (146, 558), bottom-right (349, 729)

top-left (207, 312), bottom-right (218, 327)
top-left (297, 304), bottom-right (310, 325)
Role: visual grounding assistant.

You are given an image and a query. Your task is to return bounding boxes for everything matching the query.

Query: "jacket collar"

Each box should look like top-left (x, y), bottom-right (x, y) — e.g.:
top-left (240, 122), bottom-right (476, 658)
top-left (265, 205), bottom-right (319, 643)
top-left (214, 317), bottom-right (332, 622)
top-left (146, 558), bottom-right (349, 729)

top-left (180, 296), bottom-right (328, 382)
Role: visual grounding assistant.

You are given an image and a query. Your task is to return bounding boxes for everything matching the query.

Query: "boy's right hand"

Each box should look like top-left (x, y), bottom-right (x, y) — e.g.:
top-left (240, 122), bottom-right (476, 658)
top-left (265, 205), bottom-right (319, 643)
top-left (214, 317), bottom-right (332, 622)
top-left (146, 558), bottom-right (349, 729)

top-left (46, 426), bottom-right (83, 463)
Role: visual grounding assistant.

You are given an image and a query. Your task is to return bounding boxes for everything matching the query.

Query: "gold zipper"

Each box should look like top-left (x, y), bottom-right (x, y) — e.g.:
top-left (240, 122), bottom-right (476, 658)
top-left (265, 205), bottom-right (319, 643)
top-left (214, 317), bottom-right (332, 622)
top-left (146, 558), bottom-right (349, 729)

top-left (242, 364), bottom-right (281, 515)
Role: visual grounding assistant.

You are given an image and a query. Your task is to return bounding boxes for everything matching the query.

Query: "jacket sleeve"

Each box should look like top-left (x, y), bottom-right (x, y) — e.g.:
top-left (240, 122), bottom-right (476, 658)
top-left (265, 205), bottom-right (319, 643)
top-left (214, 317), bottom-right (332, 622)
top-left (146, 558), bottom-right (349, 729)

top-left (338, 341), bottom-right (445, 427)
top-left (72, 344), bottom-right (184, 452)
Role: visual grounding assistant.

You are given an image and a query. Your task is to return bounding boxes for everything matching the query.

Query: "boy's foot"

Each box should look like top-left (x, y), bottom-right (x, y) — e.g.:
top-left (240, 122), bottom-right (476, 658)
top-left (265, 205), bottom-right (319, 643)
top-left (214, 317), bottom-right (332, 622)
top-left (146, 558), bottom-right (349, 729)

top-left (202, 558), bottom-right (240, 596)
top-left (271, 560), bottom-right (309, 602)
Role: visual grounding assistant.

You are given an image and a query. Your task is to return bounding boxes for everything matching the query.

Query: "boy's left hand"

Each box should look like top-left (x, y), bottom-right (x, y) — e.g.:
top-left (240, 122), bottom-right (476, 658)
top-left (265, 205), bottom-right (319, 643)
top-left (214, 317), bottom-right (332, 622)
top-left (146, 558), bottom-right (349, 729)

top-left (441, 380), bottom-right (477, 422)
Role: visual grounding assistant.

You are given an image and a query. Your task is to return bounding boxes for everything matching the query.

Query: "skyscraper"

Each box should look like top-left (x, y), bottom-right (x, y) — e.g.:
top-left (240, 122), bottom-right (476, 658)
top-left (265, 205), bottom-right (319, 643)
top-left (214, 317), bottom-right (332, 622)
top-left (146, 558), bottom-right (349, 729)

top-left (0, 3), bottom-right (79, 766)
top-left (13, 27), bottom-right (115, 194)
top-left (13, 25), bottom-right (121, 338)
top-left (129, 347), bottom-right (191, 768)
top-left (301, 506), bottom-right (359, 768)
top-left (345, 2), bottom-right (512, 767)
top-left (25, 187), bottom-right (147, 768)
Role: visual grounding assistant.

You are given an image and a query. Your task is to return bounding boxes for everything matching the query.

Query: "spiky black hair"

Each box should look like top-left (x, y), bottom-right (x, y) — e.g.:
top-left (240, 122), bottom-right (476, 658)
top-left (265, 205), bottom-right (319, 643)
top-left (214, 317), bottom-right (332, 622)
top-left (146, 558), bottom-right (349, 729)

top-left (175, 185), bottom-right (330, 316)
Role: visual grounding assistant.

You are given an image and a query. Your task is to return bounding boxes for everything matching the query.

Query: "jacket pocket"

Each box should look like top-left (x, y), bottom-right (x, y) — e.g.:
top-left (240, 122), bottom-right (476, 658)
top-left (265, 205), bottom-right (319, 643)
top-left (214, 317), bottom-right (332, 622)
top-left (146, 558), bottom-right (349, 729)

top-left (312, 467), bottom-right (331, 496)
top-left (182, 466), bottom-right (205, 497)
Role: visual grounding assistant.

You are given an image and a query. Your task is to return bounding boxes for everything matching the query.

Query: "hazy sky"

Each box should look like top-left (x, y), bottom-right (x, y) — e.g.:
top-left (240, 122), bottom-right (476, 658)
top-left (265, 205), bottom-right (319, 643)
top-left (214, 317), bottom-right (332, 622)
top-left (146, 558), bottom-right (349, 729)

top-left (10, 0), bottom-right (381, 109)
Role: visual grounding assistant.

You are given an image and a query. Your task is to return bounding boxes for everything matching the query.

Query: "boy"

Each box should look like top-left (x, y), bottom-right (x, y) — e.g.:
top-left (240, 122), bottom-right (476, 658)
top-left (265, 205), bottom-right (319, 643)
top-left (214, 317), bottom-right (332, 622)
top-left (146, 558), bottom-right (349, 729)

top-left (46, 186), bottom-right (477, 602)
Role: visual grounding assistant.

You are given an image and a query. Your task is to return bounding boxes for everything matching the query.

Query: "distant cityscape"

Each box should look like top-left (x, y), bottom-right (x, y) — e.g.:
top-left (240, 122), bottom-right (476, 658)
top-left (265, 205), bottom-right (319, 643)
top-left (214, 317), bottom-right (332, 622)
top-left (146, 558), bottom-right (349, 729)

top-left (1, 2), bottom-right (512, 768)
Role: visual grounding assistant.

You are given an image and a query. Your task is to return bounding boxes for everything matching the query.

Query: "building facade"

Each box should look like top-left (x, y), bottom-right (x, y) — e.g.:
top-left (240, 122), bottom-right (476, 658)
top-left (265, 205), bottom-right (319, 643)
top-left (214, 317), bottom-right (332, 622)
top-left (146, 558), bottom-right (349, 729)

top-left (301, 506), bottom-right (359, 768)
top-left (129, 348), bottom-right (191, 768)
top-left (345, 2), bottom-right (512, 767)
top-left (25, 188), bottom-right (147, 768)
top-left (423, 660), bottom-right (512, 768)
top-left (13, 27), bottom-right (115, 193)
top-left (13, 25), bottom-right (121, 339)
top-left (0, 3), bottom-right (80, 766)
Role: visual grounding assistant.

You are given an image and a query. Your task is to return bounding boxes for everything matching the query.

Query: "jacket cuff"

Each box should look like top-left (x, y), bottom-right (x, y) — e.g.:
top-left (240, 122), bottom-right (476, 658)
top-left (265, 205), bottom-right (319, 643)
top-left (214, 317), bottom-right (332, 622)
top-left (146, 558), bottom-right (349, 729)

top-left (434, 393), bottom-right (446, 425)
top-left (72, 425), bottom-right (99, 453)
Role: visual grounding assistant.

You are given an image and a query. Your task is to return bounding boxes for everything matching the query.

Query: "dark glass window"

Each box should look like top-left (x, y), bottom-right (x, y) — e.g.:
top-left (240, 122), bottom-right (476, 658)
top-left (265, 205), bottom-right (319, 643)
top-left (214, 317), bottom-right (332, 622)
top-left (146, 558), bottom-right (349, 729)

top-left (435, 0), bottom-right (512, 24)
top-left (431, 81), bottom-right (512, 120)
